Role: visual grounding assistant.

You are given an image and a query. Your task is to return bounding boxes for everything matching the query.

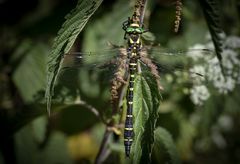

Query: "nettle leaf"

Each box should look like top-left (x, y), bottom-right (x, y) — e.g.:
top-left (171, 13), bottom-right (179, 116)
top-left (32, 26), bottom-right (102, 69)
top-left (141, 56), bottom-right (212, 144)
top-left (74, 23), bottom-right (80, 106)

top-left (153, 127), bottom-right (180, 164)
top-left (83, 0), bottom-right (132, 51)
top-left (12, 41), bottom-right (48, 102)
top-left (56, 104), bottom-right (99, 135)
top-left (45, 0), bottom-right (103, 115)
top-left (15, 117), bottom-right (72, 164)
top-left (0, 103), bottom-right (98, 138)
top-left (199, 0), bottom-right (224, 62)
top-left (131, 65), bottom-right (161, 163)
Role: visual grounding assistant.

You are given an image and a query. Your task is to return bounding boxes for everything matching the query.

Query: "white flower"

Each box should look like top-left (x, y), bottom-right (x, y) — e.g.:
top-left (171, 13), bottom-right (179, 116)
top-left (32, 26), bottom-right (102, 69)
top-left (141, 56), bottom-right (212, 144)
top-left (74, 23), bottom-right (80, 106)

top-left (187, 44), bottom-right (207, 61)
top-left (217, 76), bottom-right (236, 94)
top-left (222, 49), bottom-right (239, 70)
top-left (206, 57), bottom-right (222, 81)
top-left (205, 47), bottom-right (240, 94)
top-left (190, 85), bottom-right (210, 105)
top-left (189, 65), bottom-right (206, 84)
top-left (187, 34), bottom-right (240, 105)
top-left (238, 67), bottom-right (240, 83)
top-left (205, 42), bottom-right (215, 50)
top-left (224, 36), bottom-right (240, 49)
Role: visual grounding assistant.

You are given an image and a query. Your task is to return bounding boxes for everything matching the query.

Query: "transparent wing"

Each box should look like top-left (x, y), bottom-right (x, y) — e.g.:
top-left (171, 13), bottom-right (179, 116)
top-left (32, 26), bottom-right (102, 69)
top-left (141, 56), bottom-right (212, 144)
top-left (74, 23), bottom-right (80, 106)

top-left (139, 46), bottom-right (216, 92)
top-left (142, 46), bottom-right (215, 77)
top-left (138, 46), bottom-right (217, 106)
top-left (58, 48), bottom-right (129, 88)
top-left (61, 48), bottom-right (126, 71)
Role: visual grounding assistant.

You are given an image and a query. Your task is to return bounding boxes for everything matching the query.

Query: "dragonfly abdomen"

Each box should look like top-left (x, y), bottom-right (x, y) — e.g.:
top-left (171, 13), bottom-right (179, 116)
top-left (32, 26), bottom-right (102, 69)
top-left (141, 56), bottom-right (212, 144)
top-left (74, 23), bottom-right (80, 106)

top-left (124, 59), bottom-right (137, 157)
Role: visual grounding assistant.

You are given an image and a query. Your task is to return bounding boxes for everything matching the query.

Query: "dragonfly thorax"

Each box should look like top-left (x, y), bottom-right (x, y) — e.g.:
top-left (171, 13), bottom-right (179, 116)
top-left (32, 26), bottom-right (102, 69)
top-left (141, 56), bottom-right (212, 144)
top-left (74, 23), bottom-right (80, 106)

top-left (127, 35), bottom-right (142, 58)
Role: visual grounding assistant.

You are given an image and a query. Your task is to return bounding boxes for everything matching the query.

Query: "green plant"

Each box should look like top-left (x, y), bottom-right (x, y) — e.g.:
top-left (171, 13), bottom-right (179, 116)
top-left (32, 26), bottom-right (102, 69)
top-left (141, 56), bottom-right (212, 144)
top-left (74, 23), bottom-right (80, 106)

top-left (0, 0), bottom-right (239, 164)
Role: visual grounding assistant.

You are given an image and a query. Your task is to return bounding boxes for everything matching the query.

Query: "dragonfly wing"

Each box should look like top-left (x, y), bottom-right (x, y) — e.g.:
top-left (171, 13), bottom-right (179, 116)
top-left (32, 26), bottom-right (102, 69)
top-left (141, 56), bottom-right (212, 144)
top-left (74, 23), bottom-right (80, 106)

top-left (62, 48), bottom-right (127, 70)
top-left (59, 48), bottom-right (129, 85)
top-left (140, 46), bottom-right (216, 84)
top-left (142, 46), bottom-right (215, 74)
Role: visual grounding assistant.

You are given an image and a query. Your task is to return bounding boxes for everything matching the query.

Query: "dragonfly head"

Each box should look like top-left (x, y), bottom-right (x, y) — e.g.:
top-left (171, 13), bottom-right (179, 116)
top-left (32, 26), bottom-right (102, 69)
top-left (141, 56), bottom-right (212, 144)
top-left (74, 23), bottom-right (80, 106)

top-left (126, 23), bottom-right (144, 34)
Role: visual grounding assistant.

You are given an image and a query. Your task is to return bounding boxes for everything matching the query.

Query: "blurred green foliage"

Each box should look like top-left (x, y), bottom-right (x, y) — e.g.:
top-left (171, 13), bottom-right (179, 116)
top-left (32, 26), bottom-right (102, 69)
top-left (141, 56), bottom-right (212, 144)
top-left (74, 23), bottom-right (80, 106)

top-left (0, 0), bottom-right (240, 164)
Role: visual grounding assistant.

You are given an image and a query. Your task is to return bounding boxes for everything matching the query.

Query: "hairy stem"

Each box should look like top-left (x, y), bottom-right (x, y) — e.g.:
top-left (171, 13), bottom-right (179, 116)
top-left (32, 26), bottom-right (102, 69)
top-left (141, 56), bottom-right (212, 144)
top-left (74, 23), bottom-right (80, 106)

top-left (133, 0), bottom-right (148, 26)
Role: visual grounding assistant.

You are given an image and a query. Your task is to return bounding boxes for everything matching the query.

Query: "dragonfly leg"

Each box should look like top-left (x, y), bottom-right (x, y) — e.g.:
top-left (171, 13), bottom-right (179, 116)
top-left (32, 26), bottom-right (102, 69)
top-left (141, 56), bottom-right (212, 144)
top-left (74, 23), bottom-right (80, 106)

top-left (108, 126), bottom-right (122, 136)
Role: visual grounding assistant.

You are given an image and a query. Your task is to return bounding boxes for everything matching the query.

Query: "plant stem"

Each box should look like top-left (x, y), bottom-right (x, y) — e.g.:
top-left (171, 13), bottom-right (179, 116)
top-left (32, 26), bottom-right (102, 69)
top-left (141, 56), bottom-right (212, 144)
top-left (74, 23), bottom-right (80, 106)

top-left (134, 0), bottom-right (148, 26)
top-left (95, 127), bottom-right (112, 164)
top-left (74, 99), bottom-right (109, 124)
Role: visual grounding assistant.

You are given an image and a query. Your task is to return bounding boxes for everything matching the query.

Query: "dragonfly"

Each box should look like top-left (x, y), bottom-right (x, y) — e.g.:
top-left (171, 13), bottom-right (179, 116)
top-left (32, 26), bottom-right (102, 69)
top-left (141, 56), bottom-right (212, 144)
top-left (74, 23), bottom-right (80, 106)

top-left (60, 17), bottom-right (214, 157)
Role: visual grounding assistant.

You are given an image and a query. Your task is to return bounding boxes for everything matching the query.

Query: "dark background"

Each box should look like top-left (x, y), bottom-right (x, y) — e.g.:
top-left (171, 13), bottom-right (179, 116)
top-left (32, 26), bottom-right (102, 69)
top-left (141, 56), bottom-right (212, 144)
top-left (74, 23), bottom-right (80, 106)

top-left (0, 0), bottom-right (240, 163)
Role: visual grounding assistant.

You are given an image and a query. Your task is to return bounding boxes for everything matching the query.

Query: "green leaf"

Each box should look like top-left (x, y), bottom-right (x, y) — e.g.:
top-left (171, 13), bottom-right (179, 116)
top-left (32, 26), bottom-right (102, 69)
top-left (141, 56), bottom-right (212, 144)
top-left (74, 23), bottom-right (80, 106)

top-left (12, 41), bottom-right (48, 102)
top-left (45, 0), bottom-right (103, 115)
top-left (153, 127), bottom-right (181, 164)
top-left (15, 117), bottom-right (73, 164)
top-left (10, 39), bottom-right (33, 67)
top-left (199, 0), bottom-right (224, 62)
top-left (83, 0), bottom-right (132, 51)
top-left (131, 64), bottom-right (161, 163)
top-left (56, 104), bottom-right (99, 135)
top-left (0, 103), bottom-right (98, 138)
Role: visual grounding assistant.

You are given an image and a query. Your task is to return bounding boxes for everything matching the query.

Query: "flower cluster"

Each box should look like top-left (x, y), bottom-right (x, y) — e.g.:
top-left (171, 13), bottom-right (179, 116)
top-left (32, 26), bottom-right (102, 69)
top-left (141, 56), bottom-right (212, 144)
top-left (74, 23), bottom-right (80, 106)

top-left (187, 35), bottom-right (240, 105)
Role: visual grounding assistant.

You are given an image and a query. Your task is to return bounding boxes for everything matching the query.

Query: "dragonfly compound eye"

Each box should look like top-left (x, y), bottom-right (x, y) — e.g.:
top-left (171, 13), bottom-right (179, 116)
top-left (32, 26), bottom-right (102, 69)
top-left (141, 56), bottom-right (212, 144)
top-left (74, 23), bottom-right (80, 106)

top-left (126, 27), bottom-right (134, 33)
top-left (135, 28), bottom-right (144, 34)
